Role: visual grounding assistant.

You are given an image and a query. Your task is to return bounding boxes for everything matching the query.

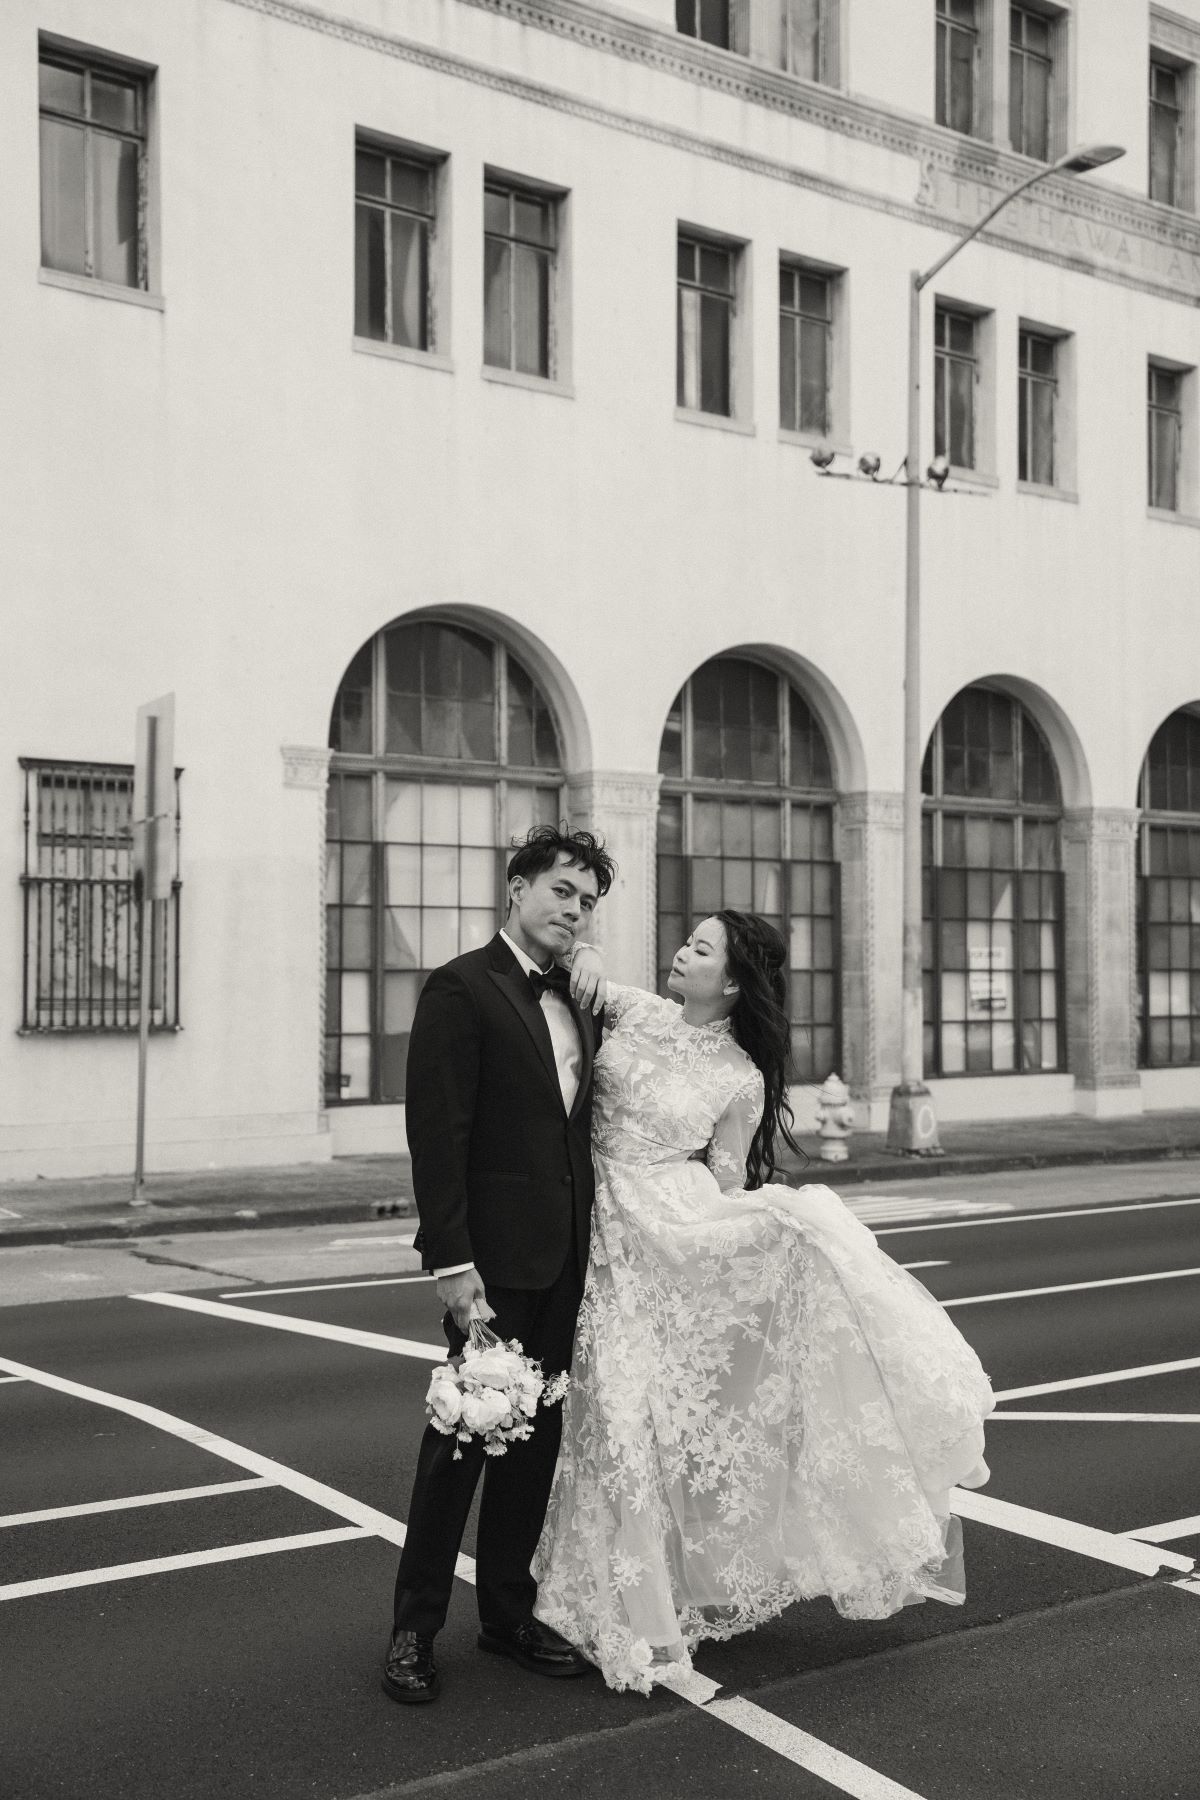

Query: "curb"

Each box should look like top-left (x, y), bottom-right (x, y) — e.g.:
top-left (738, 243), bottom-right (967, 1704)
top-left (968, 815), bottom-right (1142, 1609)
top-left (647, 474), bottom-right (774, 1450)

top-left (4, 1140), bottom-right (1200, 1248)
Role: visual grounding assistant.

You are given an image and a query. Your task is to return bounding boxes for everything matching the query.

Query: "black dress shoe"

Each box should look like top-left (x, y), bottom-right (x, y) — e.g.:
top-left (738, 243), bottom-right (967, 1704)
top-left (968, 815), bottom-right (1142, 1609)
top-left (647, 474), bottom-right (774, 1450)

top-left (477, 1618), bottom-right (590, 1678)
top-left (381, 1630), bottom-right (441, 1704)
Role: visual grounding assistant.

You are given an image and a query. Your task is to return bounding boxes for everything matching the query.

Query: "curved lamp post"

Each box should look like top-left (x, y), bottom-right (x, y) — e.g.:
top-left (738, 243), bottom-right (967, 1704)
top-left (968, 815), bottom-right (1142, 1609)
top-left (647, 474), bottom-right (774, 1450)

top-left (887, 142), bottom-right (1125, 1154)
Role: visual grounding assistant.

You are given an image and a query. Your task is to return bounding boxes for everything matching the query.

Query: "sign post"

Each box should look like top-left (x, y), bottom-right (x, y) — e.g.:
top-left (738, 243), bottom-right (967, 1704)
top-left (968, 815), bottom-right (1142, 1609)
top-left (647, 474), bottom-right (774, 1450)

top-left (132, 694), bottom-right (175, 1203)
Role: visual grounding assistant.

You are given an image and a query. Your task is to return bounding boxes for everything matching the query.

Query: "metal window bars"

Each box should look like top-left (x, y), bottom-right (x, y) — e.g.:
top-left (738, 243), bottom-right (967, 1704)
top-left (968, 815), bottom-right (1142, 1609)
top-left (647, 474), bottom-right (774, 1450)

top-left (19, 759), bottom-right (181, 1032)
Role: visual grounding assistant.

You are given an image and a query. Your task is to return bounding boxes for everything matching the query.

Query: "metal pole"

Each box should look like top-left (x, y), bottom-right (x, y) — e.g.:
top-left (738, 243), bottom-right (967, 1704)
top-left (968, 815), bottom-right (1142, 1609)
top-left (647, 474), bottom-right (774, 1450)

top-left (887, 271), bottom-right (941, 1153)
top-left (133, 871), bottom-right (151, 1200)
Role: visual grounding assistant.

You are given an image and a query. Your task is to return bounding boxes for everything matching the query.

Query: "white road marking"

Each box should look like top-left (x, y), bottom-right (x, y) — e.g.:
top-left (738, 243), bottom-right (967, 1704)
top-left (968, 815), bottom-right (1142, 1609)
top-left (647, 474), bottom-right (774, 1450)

top-left (990, 1412), bottom-right (1200, 1424)
top-left (949, 1489), bottom-right (1194, 1574)
top-left (994, 1354), bottom-right (1200, 1402)
top-left (899, 1261), bottom-right (949, 1271)
top-left (659, 1670), bottom-right (930, 1798)
top-left (0, 1477), bottom-right (273, 1529)
top-left (1124, 1515), bottom-right (1200, 1543)
top-left (874, 1193), bottom-right (1200, 1238)
top-left (851, 1198), bottom-right (1014, 1225)
top-left (0, 1375), bottom-right (26, 1384)
top-left (0, 1207), bottom-right (22, 1219)
top-left (1173, 1577), bottom-right (1200, 1596)
top-left (326, 1236), bottom-right (415, 1249)
top-left (218, 1274), bottom-right (435, 1300)
top-left (0, 1354), bottom-right (476, 1583)
top-left (942, 1265), bottom-right (1200, 1308)
top-left (0, 1526), bottom-right (370, 1602)
top-left (132, 1290), bottom-right (445, 1360)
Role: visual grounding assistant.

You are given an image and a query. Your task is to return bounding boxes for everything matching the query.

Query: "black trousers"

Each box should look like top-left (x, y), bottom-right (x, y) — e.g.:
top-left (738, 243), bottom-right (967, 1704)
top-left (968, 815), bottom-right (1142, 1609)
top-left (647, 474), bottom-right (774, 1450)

top-left (392, 1248), bottom-right (584, 1637)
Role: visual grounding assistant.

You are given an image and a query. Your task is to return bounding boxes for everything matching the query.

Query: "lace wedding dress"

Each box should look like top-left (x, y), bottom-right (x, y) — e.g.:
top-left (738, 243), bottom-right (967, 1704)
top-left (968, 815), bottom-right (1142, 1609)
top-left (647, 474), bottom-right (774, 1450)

top-left (533, 985), bottom-right (994, 1695)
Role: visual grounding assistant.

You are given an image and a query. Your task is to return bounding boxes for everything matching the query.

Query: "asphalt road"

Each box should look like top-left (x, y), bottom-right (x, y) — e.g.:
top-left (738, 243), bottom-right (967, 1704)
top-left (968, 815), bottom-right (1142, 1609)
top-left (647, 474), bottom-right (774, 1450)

top-left (3, 1167), bottom-right (1200, 1800)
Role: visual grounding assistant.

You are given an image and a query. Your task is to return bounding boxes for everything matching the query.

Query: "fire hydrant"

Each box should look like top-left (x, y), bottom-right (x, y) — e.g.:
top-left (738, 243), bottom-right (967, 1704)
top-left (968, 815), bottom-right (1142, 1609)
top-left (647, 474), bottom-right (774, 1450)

top-left (814, 1073), bottom-right (855, 1163)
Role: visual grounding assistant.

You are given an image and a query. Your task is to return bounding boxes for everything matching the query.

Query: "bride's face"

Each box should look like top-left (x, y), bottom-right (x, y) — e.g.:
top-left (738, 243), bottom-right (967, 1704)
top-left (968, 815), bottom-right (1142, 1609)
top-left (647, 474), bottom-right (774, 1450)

top-left (666, 917), bottom-right (734, 1008)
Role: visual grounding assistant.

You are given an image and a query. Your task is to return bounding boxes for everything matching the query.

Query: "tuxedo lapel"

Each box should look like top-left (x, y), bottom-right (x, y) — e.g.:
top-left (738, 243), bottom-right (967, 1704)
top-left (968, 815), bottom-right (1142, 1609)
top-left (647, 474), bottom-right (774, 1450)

top-left (487, 965), bottom-right (564, 1104)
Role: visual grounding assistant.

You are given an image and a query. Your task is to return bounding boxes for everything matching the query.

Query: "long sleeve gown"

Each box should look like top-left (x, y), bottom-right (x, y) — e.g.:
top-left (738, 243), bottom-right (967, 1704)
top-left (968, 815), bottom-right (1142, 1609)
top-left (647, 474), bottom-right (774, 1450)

top-left (533, 984), bottom-right (994, 1694)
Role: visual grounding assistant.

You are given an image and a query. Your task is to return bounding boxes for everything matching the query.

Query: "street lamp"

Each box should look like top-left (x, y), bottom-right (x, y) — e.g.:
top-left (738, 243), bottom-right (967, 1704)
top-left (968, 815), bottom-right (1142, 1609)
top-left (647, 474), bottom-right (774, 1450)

top-left (887, 142), bottom-right (1125, 1155)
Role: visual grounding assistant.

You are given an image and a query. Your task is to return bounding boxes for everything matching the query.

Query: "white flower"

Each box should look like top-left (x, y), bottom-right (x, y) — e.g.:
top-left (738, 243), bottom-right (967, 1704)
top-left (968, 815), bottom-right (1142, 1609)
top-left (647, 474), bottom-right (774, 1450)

top-left (464, 1345), bottom-right (526, 1389)
top-left (426, 1368), bottom-right (463, 1426)
top-left (461, 1387), bottom-right (513, 1433)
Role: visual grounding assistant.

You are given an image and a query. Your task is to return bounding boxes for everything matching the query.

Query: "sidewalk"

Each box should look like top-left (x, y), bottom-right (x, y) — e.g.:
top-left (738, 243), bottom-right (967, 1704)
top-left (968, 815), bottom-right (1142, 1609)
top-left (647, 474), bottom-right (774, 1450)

top-left (4, 1109), bottom-right (1200, 1249)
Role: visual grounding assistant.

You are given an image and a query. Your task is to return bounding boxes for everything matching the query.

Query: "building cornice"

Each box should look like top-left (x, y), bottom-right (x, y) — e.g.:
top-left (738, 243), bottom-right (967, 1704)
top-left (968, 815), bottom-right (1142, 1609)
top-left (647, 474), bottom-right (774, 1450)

top-left (225, 0), bottom-right (1200, 305)
top-left (1151, 5), bottom-right (1200, 59)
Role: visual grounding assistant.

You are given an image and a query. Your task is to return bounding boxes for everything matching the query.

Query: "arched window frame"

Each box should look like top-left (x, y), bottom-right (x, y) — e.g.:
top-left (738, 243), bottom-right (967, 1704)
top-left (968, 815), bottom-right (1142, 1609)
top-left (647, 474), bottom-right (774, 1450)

top-left (656, 656), bottom-right (840, 1082)
top-left (326, 618), bottom-right (565, 1106)
top-left (1137, 707), bottom-right (1200, 1069)
top-left (922, 686), bottom-right (1065, 1078)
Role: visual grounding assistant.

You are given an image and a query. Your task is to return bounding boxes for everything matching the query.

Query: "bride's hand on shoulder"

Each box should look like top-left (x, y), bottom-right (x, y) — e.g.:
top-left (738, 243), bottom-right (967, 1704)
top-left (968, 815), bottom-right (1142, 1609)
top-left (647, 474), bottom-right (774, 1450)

top-left (568, 942), bottom-right (607, 1015)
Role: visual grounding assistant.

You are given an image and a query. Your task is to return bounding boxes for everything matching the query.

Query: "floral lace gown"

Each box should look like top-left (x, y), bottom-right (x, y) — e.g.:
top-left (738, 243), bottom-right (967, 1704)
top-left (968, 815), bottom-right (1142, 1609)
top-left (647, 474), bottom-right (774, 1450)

top-left (533, 985), bottom-right (994, 1695)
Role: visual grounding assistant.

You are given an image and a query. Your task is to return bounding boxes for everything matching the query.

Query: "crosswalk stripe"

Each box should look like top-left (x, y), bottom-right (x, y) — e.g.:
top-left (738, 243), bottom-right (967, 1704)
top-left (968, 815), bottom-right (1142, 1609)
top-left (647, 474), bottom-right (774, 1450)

top-left (132, 1290), bottom-right (445, 1359)
top-left (0, 1477), bottom-right (273, 1529)
top-left (0, 1527), bottom-right (370, 1602)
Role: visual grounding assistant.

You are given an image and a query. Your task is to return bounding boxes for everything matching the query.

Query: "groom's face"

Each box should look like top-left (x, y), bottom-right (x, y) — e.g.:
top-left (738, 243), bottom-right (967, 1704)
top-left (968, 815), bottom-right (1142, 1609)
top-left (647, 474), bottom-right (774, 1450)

top-left (507, 853), bottom-right (600, 966)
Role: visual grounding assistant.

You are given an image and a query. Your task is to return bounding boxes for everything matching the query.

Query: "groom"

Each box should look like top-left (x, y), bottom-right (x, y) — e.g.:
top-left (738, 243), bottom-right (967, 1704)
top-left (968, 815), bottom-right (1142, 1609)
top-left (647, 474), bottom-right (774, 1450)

top-left (383, 823), bottom-right (615, 1704)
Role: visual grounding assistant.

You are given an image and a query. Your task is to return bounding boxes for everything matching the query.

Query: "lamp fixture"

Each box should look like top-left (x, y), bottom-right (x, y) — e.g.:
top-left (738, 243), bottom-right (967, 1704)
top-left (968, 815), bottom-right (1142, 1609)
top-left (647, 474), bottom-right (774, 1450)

top-left (857, 453), bottom-right (882, 478)
top-left (809, 445), bottom-right (836, 470)
top-left (926, 455), bottom-right (950, 489)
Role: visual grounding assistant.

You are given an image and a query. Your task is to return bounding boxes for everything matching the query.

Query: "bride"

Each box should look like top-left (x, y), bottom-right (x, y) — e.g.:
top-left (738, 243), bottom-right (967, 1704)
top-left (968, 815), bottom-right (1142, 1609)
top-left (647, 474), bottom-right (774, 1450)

top-left (532, 910), bottom-right (993, 1695)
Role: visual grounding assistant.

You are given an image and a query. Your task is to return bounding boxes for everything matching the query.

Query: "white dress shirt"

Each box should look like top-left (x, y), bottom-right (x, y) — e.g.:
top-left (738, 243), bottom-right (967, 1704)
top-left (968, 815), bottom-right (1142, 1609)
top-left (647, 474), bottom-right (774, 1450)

top-left (434, 930), bottom-right (583, 1279)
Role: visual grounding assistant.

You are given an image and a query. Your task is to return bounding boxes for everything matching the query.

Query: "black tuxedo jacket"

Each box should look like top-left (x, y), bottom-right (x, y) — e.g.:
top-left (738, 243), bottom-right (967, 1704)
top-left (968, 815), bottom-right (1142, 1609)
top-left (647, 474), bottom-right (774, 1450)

top-left (406, 933), bottom-right (602, 1290)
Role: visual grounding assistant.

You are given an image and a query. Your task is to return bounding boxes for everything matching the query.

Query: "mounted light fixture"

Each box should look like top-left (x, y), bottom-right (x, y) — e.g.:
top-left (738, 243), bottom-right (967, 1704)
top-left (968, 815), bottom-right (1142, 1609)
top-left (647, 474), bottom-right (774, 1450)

top-left (809, 444), bottom-right (836, 470)
top-left (926, 455), bottom-right (950, 489)
top-left (857, 453), bottom-right (882, 478)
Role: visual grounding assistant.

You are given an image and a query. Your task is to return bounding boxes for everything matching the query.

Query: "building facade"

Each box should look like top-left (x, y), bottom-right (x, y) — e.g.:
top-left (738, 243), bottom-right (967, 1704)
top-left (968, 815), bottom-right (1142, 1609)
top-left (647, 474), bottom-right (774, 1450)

top-left (4, 0), bottom-right (1200, 1179)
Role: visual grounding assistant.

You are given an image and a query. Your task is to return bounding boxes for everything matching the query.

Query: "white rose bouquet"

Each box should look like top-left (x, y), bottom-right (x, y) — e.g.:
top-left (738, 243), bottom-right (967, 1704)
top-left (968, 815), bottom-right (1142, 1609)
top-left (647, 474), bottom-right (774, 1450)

top-left (425, 1319), bottom-right (571, 1461)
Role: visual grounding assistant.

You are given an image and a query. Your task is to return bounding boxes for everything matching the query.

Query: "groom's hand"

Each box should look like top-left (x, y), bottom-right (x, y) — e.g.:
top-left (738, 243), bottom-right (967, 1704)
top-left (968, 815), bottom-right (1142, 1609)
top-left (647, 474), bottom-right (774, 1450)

top-left (569, 944), bottom-right (607, 1015)
top-left (437, 1267), bottom-right (494, 1331)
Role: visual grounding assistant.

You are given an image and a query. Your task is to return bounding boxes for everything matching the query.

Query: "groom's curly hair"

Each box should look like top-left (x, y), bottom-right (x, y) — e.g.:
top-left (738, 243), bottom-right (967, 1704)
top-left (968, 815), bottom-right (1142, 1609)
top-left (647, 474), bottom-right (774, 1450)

top-left (717, 910), bottom-right (805, 1188)
top-left (506, 824), bottom-right (617, 898)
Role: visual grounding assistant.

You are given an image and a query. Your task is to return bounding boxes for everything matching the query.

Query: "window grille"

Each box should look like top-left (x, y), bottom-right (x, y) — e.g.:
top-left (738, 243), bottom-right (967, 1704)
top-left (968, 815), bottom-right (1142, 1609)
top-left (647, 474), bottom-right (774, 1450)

top-left (38, 44), bottom-right (148, 289)
top-left (677, 235), bottom-right (735, 417)
top-left (483, 181), bottom-right (556, 378)
top-left (20, 760), bottom-right (181, 1032)
top-left (921, 691), bottom-right (1063, 1077)
top-left (936, 0), bottom-right (979, 136)
top-left (326, 621), bottom-right (564, 1104)
top-left (1018, 329), bottom-right (1057, 485)
top-left (1009, 6), bottom-right (1054, 160)
top-left (1148, 363), bottom-right (1183, 511)
top-left (1138, 710), bottom-right (1200, 1067)
top-left (656, 658), bottom-right (840, 1082)
top-left (354, 142), bottom-right (436, 349)
top-left (779, 264), bottom-right (833, 437)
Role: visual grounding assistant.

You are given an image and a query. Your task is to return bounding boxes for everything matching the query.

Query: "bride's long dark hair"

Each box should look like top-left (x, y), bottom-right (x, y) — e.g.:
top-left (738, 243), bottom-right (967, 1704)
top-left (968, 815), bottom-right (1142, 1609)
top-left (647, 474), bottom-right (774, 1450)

top-left (715, 909), bottom-right (805, 1188)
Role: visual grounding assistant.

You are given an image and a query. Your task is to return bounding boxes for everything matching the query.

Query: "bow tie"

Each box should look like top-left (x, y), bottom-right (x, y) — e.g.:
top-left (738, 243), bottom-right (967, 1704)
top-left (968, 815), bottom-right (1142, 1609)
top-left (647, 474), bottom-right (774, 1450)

top-left (529, 964), bottom-right (572, 1001)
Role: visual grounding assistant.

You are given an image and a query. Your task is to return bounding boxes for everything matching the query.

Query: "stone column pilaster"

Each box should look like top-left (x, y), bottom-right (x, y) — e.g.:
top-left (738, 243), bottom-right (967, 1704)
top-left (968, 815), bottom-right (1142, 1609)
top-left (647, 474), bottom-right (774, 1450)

top-left (281, 745), bottom-right (332, 1116)
top-left (1062, 806), bottom-right (1141, 1115)
top-left (567, 770), bottom-right (662, 990)
top-left (838, 791), bottom-right (904, 1127)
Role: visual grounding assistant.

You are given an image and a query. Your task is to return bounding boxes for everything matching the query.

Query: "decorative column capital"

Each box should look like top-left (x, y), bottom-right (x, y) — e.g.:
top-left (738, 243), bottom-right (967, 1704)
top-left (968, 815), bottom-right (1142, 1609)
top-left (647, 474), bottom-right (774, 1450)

top-left (1062, 806), bottom-right (1138, 843)
top-left (840, 790), bottom-right (905, 832)
top-left (567, 769), bottom-right (663, 816)
top-left (281, 745), bottom-right (332, 791)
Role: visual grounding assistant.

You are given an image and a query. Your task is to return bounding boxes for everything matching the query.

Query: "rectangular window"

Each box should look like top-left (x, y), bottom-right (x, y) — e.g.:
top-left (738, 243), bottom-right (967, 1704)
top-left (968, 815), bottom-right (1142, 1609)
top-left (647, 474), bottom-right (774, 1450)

top-left (1018, 328), bottom-right (1057, 486)
top-left (934, 306), bottom-right (977, 470)
top-left (676, 0), bottom-right (731, 48)
top-left (39, 44), bottom-right (148, 289)
top-left (483, 181), bottom-right (557, 379)
top-left (1009, 5), bottom-right (1053, 159)
top-left (355, 141), bottom-right (437, 349)
top-left (1149, 363), bottom-right (1183, 512)
top-left (936, 0), bottom-right (979, 136)
top-left (1150, 57), bottom-right (1183, 207)
top-left (20, 760), bottom-right (181, 1032)
top-left (677, 235), bottom-right (736, 417)
top-left (781, 0), bottom-right (839, 82)
top-left (779, 263), bottom-right (833, 437)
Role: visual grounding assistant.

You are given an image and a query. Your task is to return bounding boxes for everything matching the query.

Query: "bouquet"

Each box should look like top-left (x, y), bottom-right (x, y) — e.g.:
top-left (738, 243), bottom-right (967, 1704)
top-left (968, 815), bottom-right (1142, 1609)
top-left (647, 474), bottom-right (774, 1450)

top-left (425, 1319), bottom-right (571, 1460)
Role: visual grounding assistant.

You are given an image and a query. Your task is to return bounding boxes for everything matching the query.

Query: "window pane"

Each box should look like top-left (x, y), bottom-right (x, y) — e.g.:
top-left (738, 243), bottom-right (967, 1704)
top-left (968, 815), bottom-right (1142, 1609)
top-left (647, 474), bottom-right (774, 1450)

top-left (798, 315), bottom-right (829, 434)
top-left (422, 844), bottom-right (459, 906)
top-left (91, 76), bottom-right (138, 133)
top-left (423, 783), bottom-right (459, 844)
top-left (355, 204), bottom-right (386, 339)
top-left (39, 117), bottom-right (87, 275)
top-left (513, 244), bottom-right (549, 378)
top-left (784, 0), bottom-right (822, 79)
top-left (699, 244), bottom-right (732, 291)
top-left (1029, 378), bottom-right (1054, 485)
top-left (386, 845), bottom-right (421, 905)
top-left (92, 132), bottom-right (139, 287)
top-left (39, 60), bottom-right (85, 115)
top-left (948, 356), bottom-right (974, 467)
top-left (513, 194), bottom-right (550, 246)
top-left (460, 784), bottom-right (495, 846)
top-left (355, 148), bottom-right (386, 197)
top-left (392, 158), bottom-right (431, 213)
top-left (699, 292), bottom-right (731, 415)
top-left (779, 313), bottom-right (798, 430)
top-left (390, 212), bottom-right (428, 350)
top-left (483, 235), bottom-right (511, 369)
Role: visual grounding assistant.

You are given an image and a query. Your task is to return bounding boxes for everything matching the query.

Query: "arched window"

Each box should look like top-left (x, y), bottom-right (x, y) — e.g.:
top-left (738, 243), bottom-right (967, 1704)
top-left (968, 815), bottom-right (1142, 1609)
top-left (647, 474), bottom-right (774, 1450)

top-left (1138, 707), bottom-right (1200, 1067)
top-left (326, 619), bottom-right (564, 1104)
top-left (922, 687), bottom-right (1063, 1076)
top-left (656, 656), bottom-right (839, 1081)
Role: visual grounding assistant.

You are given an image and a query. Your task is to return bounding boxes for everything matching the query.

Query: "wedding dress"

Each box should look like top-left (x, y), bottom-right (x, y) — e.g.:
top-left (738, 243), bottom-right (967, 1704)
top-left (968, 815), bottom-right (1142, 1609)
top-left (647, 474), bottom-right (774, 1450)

top-left (533, 985), bottom-right (994, 1695)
